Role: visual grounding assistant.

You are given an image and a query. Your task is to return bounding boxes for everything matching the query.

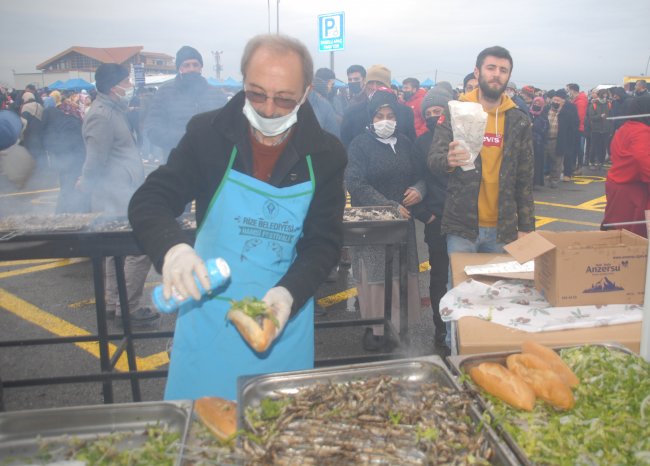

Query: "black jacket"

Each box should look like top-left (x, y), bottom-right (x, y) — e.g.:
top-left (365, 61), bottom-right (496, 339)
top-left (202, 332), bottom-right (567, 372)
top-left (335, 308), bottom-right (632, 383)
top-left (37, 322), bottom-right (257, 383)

top-left (144, 74), bottom-right (228, 154)
top-left (340, 99), bottom-right (416, 148)
top-left (550, 102), bottom-right (580, 157)
top-left (415, 130), bottom-right (448, 217)
top-left (129, 91), bottom-right (347, 315)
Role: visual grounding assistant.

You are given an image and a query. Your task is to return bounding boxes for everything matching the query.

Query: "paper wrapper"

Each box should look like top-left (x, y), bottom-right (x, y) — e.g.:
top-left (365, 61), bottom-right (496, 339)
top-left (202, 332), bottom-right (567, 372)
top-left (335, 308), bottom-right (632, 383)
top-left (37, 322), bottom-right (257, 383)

top-left (448, 101), bottom-right (487, 171)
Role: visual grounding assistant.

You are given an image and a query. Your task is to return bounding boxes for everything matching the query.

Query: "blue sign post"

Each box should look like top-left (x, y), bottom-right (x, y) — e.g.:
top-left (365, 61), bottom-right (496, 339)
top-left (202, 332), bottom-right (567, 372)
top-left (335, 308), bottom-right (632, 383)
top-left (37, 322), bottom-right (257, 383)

top-left (318, 12), bottom-right (345, 52)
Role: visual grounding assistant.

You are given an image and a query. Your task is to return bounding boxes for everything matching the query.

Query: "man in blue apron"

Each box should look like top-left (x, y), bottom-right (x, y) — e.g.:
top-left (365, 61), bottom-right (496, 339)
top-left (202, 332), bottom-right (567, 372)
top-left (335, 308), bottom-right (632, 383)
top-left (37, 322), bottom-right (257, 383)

top-left (128, 34), bottom-right (347, 400)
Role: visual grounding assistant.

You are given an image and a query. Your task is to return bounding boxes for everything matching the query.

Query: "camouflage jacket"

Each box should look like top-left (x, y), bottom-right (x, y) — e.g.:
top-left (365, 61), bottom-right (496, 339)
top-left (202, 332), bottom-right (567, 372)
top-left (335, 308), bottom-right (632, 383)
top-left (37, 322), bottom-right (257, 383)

top-left (427, 106), bottom-right (535, 244)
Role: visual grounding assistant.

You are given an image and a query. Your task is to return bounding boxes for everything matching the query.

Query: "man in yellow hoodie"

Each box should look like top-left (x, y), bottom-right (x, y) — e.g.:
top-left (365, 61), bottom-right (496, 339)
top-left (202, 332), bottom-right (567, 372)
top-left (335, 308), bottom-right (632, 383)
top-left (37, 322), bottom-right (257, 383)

top-left (427, 46), bottom-right (535, 347)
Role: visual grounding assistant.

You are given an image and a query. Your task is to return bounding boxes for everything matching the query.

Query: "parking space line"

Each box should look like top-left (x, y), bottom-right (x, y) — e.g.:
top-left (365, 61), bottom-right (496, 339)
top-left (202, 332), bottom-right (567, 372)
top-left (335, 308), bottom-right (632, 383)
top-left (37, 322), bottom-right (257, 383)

top-left (318, 288), bottom-right (357, 307)
top-left (0, 287), bottom-right (167, 371)
top-left (0, 258), bottom-right (85, 279)
top-left (0, 259), bottom-right (59, 267)
top-left (0, 188), bottom-right (59, 198)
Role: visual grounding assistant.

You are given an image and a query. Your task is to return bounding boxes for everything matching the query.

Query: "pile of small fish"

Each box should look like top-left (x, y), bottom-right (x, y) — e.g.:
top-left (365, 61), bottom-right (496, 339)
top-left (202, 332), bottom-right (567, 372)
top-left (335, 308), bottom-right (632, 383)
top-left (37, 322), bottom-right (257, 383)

top-left (343, 207), bottom-right (402, 222)
top-left (183, 375), bottom-right (492, 465)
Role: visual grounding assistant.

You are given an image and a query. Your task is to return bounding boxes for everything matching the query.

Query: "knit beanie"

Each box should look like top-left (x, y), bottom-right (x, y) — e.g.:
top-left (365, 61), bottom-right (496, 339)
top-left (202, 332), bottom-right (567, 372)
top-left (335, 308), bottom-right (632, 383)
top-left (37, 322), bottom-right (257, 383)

top-left (95, 63), bottom-right (129, 94)
top-left (175, 46), bottom-right (203, 71)
top-left (368, 89), bottom-right (398, 124)
top-left (0, 110), bottom-right (22, 151)
top-left (507, 81), bottom-right (517, 90)
top-left (521, 85), bottom-right (535, 98)
top-left (421, 85), bottom-right (453, 119)
top-left (366, 65), bottom-right (391, 88)
top-left (555, 89), bottom-right (569, 100)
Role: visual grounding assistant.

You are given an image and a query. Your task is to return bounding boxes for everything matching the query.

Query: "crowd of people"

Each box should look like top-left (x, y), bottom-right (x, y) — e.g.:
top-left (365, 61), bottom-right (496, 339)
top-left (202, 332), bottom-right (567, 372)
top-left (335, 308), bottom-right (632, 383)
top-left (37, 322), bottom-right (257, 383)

top-left (1, 36), bottom-right (649, 399)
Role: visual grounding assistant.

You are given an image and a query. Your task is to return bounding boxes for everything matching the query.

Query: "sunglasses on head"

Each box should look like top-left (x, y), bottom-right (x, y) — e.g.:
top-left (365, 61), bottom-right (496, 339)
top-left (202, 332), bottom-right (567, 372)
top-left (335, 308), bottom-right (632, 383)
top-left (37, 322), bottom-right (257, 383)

top-left (245, 90), bottom-right (300, 109)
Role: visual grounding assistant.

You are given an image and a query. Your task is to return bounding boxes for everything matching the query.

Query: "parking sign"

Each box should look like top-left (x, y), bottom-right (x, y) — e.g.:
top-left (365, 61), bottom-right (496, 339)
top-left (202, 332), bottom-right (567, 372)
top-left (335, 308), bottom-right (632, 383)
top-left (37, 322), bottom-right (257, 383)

top-left (318, 12), bottom-right (345, 52)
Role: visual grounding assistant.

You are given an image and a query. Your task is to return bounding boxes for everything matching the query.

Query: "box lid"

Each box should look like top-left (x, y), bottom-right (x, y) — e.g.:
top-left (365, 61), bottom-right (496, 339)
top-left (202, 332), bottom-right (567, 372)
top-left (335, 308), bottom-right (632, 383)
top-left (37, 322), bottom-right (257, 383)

top-left (504, 231), bottom-right (556, 263)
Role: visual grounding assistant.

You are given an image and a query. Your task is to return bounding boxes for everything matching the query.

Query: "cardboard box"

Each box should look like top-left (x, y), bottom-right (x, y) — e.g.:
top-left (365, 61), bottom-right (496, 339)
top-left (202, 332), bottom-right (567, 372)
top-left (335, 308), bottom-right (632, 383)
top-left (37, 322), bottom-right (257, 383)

top-left (450, 252), bottom-right (641, 355)
top-left (505, 230), bottom-right (648, 307)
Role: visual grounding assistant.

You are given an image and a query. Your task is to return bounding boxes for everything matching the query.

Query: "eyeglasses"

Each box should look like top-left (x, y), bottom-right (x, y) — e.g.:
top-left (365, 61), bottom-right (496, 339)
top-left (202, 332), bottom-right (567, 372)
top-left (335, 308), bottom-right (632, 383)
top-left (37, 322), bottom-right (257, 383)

top-left (244, 90), bottom-right (300, 109)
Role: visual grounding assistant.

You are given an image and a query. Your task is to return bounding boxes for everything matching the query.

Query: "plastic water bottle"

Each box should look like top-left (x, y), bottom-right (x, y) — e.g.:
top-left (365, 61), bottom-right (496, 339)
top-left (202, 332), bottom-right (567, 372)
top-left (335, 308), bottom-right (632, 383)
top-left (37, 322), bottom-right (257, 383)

top-left (152, 257), bottom-right (231, 313)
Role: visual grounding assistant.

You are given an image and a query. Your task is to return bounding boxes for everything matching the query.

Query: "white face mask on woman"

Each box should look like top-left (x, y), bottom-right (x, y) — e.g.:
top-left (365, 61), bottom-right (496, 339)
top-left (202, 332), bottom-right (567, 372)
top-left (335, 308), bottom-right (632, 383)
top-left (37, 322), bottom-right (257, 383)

top-left (373, 119), bottom-right (397, 139)
top-left (242, 93), bottom-right (306, 137)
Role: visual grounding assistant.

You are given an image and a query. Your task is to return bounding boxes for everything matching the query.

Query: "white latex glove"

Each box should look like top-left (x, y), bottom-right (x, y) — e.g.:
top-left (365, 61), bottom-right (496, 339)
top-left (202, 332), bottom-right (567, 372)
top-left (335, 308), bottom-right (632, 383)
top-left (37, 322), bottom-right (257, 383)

top-left (162, 243), bottom-right (209, 301)
top-left (261, 286), bottom-right (293, 339)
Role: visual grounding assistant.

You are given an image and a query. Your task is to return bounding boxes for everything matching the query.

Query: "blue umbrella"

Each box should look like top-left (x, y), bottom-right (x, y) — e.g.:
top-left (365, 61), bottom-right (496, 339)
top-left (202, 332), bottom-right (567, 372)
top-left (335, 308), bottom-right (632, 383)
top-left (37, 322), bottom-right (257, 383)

top-left (61, 78), bottom-right (95, 91)
top-left (222, 77), bottom-right (242, 88)
top-left (48, 80), bottom-right (65, 90)
top-left (391, 79), bottom-right (401, 88)
top-left (421, 78), bottom-right (435, 87)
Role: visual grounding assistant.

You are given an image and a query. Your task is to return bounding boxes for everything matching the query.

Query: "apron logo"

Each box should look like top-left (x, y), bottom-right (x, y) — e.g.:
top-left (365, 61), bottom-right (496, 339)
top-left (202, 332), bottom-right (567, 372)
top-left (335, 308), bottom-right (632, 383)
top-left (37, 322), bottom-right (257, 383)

top-left (263, 199), bottom-right (280, 219)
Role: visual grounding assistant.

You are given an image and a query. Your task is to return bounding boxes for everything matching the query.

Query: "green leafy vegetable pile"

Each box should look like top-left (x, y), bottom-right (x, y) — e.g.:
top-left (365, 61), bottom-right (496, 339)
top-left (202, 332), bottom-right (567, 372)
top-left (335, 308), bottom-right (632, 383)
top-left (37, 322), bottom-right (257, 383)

top-left (483, 345), bottom-right (650, 465)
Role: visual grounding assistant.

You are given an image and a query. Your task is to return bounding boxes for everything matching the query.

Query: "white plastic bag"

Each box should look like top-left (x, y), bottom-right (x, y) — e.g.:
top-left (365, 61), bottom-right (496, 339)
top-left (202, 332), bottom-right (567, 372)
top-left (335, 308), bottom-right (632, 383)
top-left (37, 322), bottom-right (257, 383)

top-left (448, 101), bottom-right (487, 171)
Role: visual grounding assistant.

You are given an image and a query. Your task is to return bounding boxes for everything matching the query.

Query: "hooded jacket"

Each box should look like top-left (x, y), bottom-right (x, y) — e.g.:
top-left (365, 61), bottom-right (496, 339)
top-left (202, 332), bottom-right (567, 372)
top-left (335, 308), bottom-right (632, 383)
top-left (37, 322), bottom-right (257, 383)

top-left (129, 91), bottom-right (347, 315)
top-left (404, 88), bottom-right (428, 137)
top-left (572, 91), bottom-right (588, 132)
top-left (427, 91), bottom-right (535, 244)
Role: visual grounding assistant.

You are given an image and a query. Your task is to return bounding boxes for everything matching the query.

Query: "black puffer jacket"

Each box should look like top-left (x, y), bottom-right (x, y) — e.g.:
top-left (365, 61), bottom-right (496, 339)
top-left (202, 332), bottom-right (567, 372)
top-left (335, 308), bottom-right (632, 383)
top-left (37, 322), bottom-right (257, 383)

top-left (144, 74), bottom-right (227, 154)
top-left (129, 91), bottom-right (347, 315)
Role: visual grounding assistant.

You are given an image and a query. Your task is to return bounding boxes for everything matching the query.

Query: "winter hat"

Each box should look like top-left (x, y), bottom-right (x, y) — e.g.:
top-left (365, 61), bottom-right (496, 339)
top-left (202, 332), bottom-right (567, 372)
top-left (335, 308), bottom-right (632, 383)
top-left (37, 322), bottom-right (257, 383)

top-left (366, 65), bottom-right (391, 88)
top-left (506, 81), bottom-right (517, 90)
top-left (368, 88), bottom-right (398, 123)
top-left (0, 110), bottom-right (22, 151)
top-left (530, 96), bottom-right (545, 116)
top-left (22, 92), bottom-right (35, 103)
top-left (175, 46), bottom-right (203, 71)
top-left (555, 89), bottom-right (569, 100)
top-left (95, 63), bottom-right (129, 94)
top-left (421, 84), bottom-right (453, 118)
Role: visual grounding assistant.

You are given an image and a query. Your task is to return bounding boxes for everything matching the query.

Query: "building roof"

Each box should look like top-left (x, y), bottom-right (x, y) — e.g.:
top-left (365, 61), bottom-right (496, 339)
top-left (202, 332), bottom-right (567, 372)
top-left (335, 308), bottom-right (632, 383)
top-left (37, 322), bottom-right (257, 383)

top-left (37, 46), bottom-right (144, 70)
top-left (140, 51), bottom-right (174, 60)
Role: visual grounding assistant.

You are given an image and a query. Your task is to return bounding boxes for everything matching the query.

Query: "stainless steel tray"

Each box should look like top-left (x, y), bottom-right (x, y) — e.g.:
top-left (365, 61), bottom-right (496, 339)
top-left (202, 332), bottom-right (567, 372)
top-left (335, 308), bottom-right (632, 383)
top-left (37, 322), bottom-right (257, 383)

top-left (447, 343), bottom-right (638, 466)
top-left (237, 355), bottom-right (521, 465)
top-left (0, 400), bottom-right (192, 466)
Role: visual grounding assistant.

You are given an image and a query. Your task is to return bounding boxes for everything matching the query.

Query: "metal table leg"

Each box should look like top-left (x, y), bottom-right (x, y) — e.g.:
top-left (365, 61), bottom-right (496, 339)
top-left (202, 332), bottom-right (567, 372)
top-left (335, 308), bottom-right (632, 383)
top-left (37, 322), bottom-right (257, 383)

top-left (383, 244), bottom-right (393, 339)
top-left (113, 256), bottom-right (142, 401)
top-left (91, 257), bottom-right (113, 403)
top-left (399, 241), bottom-right (408, 344)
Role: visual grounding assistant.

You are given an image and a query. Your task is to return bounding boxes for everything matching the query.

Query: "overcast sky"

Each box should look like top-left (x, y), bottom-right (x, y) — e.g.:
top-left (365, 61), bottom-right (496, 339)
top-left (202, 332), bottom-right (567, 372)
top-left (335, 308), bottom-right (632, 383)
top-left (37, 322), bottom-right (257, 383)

top-left (2, 0), bottom-right (649, 91)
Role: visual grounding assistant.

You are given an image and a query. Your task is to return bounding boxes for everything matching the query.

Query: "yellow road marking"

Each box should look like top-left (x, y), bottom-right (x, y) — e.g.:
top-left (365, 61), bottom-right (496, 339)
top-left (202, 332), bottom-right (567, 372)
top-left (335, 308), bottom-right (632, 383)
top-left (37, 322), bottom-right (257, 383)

top-left (0, 287), bottom-right (168, 370)
top-left (0, 259), bottom-right (59, 266)
top-left (317, 287), bottom-right (357, 307)
top-left (69, 298), bottom-right (95, 309)
top-left (576, 195), bottom-right (607, 212)
top-left (572, 175), bottom-right (606, 185)
top-left (0, 188), bottom-right (59, 198)
top-left (0, 258), bottom-right (85, 279)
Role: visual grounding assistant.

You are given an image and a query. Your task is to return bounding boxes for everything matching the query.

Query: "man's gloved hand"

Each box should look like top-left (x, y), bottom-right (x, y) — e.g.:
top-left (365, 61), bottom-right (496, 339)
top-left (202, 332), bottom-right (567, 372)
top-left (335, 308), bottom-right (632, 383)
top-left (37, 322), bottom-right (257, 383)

top-left (262, 286), bottom-right (293, 339)
top-left (162, 243), bottom-right (209, 301)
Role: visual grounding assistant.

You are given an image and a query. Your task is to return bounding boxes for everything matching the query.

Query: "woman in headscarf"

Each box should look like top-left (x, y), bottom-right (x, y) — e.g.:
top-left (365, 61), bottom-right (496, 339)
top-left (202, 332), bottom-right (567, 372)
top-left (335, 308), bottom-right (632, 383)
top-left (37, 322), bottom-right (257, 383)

top-left (41, 90), bottom-right (90, 213)
top-left (601, 95), bottom-right (650, 237)
top-left (345, 88), bottom-right (431, 351)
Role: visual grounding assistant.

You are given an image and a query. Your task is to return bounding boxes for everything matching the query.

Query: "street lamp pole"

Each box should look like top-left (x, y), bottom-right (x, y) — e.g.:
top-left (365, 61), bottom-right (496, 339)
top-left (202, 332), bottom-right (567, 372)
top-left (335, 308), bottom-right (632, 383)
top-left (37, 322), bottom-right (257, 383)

top-left (276, 0), bottom-right (280, 34)
top-left (645, 54), bottom-right (650, 76)
top-left (267, 0), bottom-right (270, 33)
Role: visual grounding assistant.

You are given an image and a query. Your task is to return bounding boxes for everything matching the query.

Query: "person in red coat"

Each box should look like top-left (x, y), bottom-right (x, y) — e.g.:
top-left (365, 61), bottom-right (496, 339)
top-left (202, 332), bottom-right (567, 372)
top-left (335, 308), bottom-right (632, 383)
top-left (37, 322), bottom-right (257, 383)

top-left (567, 83), bottom-right (588, 171)
top-left (602, 95), bottom-right (650, 237)
top-left (402, 77), bottom-right (428, 137)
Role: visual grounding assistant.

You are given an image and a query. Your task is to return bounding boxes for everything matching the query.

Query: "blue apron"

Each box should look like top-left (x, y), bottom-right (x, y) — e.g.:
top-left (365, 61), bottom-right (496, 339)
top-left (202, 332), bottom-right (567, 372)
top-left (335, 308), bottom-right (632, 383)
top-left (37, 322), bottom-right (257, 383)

top-left (164, 146), bottom-right (315, 400)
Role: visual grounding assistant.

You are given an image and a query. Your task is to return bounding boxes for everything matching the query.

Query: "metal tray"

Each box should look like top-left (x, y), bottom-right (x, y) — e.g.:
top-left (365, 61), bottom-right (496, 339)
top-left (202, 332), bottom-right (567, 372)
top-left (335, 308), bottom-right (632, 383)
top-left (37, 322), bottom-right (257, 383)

top-left (343, 206), bottom-right (408, 246)
top-left (237, 355), bottom-right (520, 465)
top-left (0, 400), bottom-right (193, 466)
top-left (447, 343), bottom-right (638, 466)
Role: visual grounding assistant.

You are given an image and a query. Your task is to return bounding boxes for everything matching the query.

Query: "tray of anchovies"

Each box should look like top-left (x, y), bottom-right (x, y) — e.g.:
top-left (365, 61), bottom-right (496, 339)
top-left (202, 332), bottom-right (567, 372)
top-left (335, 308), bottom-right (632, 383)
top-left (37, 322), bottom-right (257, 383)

top-left (448, 343), bottom-right (650, 466)
top-left (0, 400), bottom-right (192, 466)
top-left (342, 206), bottom-right (408, 246)
top-left (180, 355), bottom-right (520, 465)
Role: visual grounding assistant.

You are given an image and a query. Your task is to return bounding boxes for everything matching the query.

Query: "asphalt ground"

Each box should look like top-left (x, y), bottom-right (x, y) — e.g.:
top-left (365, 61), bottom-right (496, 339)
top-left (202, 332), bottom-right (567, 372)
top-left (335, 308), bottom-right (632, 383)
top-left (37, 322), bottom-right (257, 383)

top-left (0, 160), bottom-right (608, 412)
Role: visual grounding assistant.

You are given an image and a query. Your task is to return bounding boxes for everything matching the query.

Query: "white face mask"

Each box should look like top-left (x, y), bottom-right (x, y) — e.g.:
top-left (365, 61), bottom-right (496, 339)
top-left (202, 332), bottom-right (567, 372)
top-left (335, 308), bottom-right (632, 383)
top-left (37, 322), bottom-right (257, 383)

top-left (242, 93), bottom-right (305, 137)
top-left (114, 85), bottom-right (134, 105)
top-left (373, 119), bottom-right (397, 139)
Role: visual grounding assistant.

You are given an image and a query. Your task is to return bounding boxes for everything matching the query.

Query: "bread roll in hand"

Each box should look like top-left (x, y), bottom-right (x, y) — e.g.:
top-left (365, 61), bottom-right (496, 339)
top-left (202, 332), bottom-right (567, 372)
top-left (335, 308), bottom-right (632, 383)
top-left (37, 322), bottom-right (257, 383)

top-left (227, 297), bottom-right (279, 353)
